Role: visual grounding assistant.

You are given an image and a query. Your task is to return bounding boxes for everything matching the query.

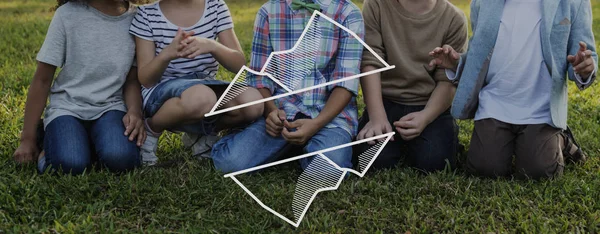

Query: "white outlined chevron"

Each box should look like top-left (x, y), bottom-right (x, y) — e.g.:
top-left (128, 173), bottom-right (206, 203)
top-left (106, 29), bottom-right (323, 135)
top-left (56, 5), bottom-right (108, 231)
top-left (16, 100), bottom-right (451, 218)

top-left (225, 132), bottom-right (395, 227)
top-left (210, 6), bottom-right (396, 228)
top-left (204, 10), bottom-right (395, 118)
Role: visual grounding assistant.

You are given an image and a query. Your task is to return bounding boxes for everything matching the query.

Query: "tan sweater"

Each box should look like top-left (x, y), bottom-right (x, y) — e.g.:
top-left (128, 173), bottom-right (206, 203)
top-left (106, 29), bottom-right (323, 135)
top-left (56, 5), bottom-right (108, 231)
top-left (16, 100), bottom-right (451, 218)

top-left (361, 0), bottom-right (468, 105)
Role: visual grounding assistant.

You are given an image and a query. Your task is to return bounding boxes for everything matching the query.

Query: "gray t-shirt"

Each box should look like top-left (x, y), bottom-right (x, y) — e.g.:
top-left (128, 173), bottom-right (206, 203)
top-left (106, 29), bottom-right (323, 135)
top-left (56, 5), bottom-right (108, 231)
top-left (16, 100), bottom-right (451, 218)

top-left (37, 2), bottom-right (136, 128)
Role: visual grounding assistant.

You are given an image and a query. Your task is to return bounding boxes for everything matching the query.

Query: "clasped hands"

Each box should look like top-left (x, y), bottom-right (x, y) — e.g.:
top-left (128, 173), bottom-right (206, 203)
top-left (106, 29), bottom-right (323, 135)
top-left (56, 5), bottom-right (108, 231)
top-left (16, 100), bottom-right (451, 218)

top-left (163, 28), bottom-right (215, 60)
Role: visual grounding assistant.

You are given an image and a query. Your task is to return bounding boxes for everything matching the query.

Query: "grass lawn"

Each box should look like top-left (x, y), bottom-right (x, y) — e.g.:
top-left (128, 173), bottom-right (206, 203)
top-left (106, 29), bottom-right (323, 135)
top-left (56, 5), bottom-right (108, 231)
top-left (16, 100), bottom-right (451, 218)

top-left (1, 0), bottom-right (600, 232)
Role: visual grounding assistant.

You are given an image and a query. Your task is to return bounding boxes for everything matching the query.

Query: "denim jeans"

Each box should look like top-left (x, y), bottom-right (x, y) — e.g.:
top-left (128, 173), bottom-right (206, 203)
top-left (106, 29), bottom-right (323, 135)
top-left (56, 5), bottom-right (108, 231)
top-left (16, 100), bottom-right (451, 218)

top-left (39, 110), bottom-right (140, 174)
top-left (354, 99), bottom-right (458, 172)
top-left (144, 72), bottom-right (229, 135)
top-left (212, 116), bottom-right (353, 174)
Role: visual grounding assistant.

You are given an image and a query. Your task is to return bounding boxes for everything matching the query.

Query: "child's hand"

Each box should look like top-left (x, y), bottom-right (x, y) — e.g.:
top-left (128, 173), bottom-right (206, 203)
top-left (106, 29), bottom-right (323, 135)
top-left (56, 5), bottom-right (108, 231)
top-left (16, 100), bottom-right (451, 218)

top-left (13, 140), bottom-right (38, 164)
top-left (266, 109), bottom-right (286, 137)
top-left (429, 45), bottom-right (460, 72)
top-left (357, 118), bottom-right (394, 145)
top-left (282, 119), bottom-right (320, 145)
top-left (568, 41), bottom-right (596, 79)
top-left (393, 111), bottom-right (432, 141)
top-left (123, 111), bottom-right (146, 147)
top-left (178, 36), bottom-right (215, 59)
top-left (162, 28), bottom-right (193, 61)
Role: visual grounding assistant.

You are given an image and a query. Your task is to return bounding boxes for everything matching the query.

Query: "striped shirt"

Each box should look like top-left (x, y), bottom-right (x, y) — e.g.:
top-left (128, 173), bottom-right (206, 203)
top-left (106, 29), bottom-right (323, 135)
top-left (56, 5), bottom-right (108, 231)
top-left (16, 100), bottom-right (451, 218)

top-left (129, 0), bottom-right (233, 106)
top-left (247, 0), bottom-right (364, 136)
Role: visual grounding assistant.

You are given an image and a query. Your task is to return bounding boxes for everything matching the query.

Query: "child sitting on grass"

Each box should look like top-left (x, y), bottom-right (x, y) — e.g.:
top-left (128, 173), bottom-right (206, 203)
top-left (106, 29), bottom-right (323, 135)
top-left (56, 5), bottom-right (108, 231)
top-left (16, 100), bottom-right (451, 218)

top-left (211, 0), bottom-right (364, 173)
top-left (13, 0), bottom-right (145, 175)
top-left (430, 0), bottom-right (597, 179)
top-left (355, 0), bottom-right (468, 173)
top-left (130, 0), bottom-right (264, 166)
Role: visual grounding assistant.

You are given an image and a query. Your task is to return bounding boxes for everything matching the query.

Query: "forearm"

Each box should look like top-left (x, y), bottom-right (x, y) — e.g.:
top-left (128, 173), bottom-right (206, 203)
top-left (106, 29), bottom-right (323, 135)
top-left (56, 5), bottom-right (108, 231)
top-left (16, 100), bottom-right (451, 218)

top-left (138, 52), bottom-right (171, 88)
top-left (209, 40), bottom-right (246, 73)
top-left (123, 68), bottom-right (143, 115)
top-left (422, 82), bottom-right (455, 124)
top-left (21, 73), bottom-right (53, 142)
top-left (314, 87), bottom-right (352, 129)
top-left (258, 88), bottom-right (278, 117)
top-left (360, 65), bottom-right (387, 120)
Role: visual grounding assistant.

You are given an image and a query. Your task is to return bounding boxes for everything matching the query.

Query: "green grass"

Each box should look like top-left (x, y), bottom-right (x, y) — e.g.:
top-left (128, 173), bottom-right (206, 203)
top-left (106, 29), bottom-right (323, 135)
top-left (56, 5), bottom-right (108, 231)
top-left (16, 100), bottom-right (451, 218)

top-left (1, 0), bottom-right (600, 232)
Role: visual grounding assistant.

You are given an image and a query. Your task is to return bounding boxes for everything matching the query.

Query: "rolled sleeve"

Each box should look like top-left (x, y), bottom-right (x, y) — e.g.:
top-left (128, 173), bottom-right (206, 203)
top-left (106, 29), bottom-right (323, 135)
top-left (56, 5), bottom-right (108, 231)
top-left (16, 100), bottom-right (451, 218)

top-left (445, 56), bottom-right (464, 81)
top-left (573, 67), bottom-right (596, 86)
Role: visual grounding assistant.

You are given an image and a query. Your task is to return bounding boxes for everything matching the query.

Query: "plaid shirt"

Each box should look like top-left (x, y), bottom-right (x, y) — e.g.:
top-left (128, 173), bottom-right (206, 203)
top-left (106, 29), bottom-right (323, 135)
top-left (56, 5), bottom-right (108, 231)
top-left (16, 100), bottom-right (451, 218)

top-left (247, 0), bottom-right (365, 136)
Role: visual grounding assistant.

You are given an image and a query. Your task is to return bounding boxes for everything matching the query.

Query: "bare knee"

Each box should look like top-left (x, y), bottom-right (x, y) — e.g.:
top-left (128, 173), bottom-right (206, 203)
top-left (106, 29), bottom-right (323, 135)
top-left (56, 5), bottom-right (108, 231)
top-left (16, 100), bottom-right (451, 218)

top-left (233, 88), bottom-right (264, 121)
top-left (180, 85), bottom-right (218, 120)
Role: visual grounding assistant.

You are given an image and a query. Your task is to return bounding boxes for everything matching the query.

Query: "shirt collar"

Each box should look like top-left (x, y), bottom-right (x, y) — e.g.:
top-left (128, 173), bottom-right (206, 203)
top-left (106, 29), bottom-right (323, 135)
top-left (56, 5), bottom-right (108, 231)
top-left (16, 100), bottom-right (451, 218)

top-left (287, 0), bottom-right (328, 12)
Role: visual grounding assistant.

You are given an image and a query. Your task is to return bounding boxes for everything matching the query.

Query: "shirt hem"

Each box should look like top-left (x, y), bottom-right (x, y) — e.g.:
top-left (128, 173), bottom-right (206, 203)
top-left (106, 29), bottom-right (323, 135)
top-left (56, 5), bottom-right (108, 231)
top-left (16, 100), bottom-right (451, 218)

top-left (43, 105), bottom-right (128, 130)
top-left (474, 115), bottom-right (555, 127)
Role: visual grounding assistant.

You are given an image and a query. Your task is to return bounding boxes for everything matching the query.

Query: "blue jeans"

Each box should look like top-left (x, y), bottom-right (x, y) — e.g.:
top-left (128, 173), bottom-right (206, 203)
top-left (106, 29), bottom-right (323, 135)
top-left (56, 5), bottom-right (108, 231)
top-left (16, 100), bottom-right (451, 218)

top-left (144, 73), bottom-right (229, 135)
top-left (39, 111), bottom-right (140, 174)
top-left (212, 117), bottom-right (353, 174)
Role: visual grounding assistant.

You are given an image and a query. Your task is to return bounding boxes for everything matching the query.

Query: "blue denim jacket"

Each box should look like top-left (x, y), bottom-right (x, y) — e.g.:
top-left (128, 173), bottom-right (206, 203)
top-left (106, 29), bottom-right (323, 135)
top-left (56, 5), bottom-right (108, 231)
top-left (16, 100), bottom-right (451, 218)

top-left (452, 0), bottom-right (597, 129)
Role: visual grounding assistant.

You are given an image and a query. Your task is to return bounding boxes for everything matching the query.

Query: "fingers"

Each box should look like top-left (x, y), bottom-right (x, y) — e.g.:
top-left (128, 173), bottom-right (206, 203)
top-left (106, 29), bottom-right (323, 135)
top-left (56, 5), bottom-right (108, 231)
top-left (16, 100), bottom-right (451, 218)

top-left (138, 130), bottom-right (146, 147)
top-left (266, 116), bottom-right (283, 137)
top-left (575, 49), bottom-right (592, 62)
top-left (173, 28), bottom-right (184, 42)
top-left (282, 128), bottom-right (304, 145)
top-left (277, 110), bottom-right (286, 121)
top-left (13, 149), bottom-right (36, 164)
top-left (429, 58), bottom-right (440, 68)
top-left (383, 123), bottom-right (395, 141)
top-left (177, 43), bottom-right (186, 51)
top-left (451, 48), bottom-right (460, 60)
top-left (179, 36), bottom-right (195, 48)
top-left (399, 113), bottom-right (415, 122)
top-left (429, 47), bottom-right (444, 56)
top-left (394, 120), bottom-right (416, 129)
top-left (567, 55), bottom-right (576, 64)
top-left (122, 114), bottom-right (131, 135)
top-left (579, 41), bottom-right (587, 52)
top-left (570, 42), bottom-right (592, 66)
top-left (357, 128), bottom-right (367, 141)
top-left (442, 44), bottom-right (454, 55)
top-left (370, 127), bottom-right (383, 145)
top-left (268, 112), bottom-right (284, 127)
top-left (129, 127), bottom-right (139, 142)
top-left (183, 30), bottom-right (194, 39)
top-left (178, 44), bottom-right (196, 58)
top-left (574, 57), bottom-right (595, 75)
top-left (284, 120), bottom-right (302, 129)
top-left (186, 50), bottom-right (204, 59)
top-left (265, 122), bottom-right (282, 137)
top-left (182, 36), bottom-right (195, 45)
top-left (363, 128), bottom-right (376, 145)
top-left (266, 121), bottom-right (283, 133)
